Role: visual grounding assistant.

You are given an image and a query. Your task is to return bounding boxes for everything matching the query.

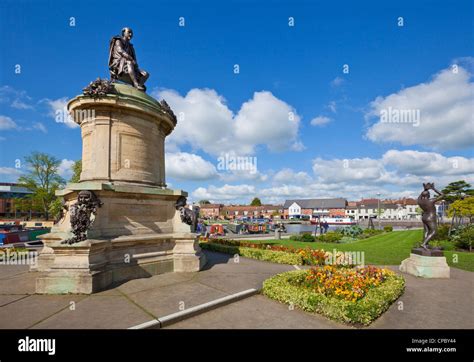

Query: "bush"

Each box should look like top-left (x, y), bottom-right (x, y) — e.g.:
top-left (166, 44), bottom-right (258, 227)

top-left (450, 224), bottom-right (474, 251)
top-left (297, 249), bottom-right (327, 266)
top-left (339, 225), bottom-right (363, 238)
top-left (301, 233), bottom-right (315, 242)
top-left (339, 236), bottom-right (357, 243)
top-left (200, 242), bottom-right (304, 265)
top-left (262, 269), bottom-right (405, 326)
top-left (431, 239), bottom-right (456, 251)
top-left (317, 231), bottom-right (343, 243)
top-left (383, 226), bottom-right (393, 232)
top-left (289, 235), bottom-right (302, 241)
top-left (358, 228), bottom-right (384, 239)
top-left (433, 224), bottom-right (450, 241)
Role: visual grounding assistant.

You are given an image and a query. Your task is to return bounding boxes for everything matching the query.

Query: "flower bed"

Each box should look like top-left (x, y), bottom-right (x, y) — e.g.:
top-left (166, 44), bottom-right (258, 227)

top-left (200, 239), bottom-right (328, 266)
top-left (262, 267), bottom-right (405, 325)
top-left (302, 265), bottom-right (393, 302)
top-left (200, 242), bottom-right (304, 265)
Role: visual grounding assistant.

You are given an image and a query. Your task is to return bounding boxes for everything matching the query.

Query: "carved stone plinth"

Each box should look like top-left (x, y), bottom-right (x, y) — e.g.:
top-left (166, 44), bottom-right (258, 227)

top-left (36, 234), bottom-right (204, 294)
top-left (70, 82), bottom-right (176, 187)
top-left (32, 83), bottom-right (206, 294)
top-left (399, 253), bottom-right (450, 279)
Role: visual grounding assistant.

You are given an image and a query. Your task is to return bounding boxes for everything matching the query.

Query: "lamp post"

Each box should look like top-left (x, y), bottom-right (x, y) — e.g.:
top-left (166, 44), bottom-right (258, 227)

top-left (377, 192), bottom-right (381, 230)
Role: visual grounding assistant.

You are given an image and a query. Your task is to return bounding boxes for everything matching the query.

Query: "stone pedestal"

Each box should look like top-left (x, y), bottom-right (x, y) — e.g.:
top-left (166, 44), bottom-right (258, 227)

top-left (73, 83), bottom-right (172, 187)
top-left (400, 253), bottom-right (450, 278)
top-left (36, 233), bottom-right (203, 294)
top-left (32, 83), bottom-right (206, 294)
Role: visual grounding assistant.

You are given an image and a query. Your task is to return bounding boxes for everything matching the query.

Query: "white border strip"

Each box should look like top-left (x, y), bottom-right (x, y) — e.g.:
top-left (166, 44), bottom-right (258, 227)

top-left (129, 288), bottom-right (258, 329)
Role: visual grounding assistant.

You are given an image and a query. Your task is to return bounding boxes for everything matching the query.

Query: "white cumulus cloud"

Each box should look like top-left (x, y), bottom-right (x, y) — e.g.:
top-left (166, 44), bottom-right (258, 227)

top-left (58, 159), bottom-right (75, 179)
top-left (153, 88), bottom-right (303, 156)
top-left (192, 184), bottom-right (256, 202)
top-left (273, 168), bottom-right (312, 184)
top-left (166, 152), bottom-right (218, 181)
top-left (366, 65), bottom-right (474, 150)
top-left (0, 115), bottom-right (17, 130)
top-left (233, 91), bottom-right (301, 153)
top-left (382, 150), bottom-right (474, 176)
top-left (310, 116), bottom-right (332, 127)
top-left (45, 97), bottom-right (78, 129)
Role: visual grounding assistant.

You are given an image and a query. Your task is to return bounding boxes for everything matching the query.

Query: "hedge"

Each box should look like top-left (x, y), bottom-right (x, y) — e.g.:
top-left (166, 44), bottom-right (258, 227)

top-left (200, 242), bottom-right (304, 265)
top-left (316, 231), bottom-right (343, 243)
top-left (262, 270), bottom-right (405, 326)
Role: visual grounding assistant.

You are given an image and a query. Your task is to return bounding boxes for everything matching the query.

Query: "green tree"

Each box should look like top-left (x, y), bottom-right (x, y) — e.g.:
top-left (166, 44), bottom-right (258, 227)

top-left (199, 200), bottom-right (211, 205)
top-left (70, 160), bottom-right (82, 183)
top-left (49, 159), bottom-right (81, 219)
top-left (448, 197), bottom-right (474, 223)
top-left (17, 152), bottom-right (65, 220)
top-left (48, 197), bottom-right (63, 221)
top-left (12, 197), bottom-right (42, 218)
top-left (442, 180), bottom-right (474, 203)
top-left (250, 197), bottom-right (262, 206)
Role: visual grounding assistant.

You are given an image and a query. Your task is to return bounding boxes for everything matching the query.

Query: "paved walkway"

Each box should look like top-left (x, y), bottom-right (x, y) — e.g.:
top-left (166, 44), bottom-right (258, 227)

top-left (0, 251), bottom-right (293, 329)
top-left (0, 250), bottom-right (472, 329)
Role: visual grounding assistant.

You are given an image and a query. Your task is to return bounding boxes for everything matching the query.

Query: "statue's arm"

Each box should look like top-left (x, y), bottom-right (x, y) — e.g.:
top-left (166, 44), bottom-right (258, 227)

top-left (433, 187), bottom-right (443, 196)
top-left (114, 40), bottom-right (134, 62)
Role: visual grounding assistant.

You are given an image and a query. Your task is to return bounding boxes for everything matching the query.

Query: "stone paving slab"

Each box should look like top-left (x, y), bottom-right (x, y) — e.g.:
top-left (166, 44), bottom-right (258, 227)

top-left (0, 265), bottom-right (31, 280)
top-left (31, 295), bottom-right (153, 329)
top-left (0, 295), bottom-right (29, 308)
top-left (126, 280), bottom-right (230, 319)
top-left (166, 294), bottom-right (351, 329)
top-left (368, 266), bottom-right (474, 329)
top-left (0, 295), bottom-right (87, 329)
top-left (0, 267), bottom-right (36, 295)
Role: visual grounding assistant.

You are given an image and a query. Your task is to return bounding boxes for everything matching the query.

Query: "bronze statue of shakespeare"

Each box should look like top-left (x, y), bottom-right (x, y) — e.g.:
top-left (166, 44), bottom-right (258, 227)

top-left (417, 182), bottom-right (444, 249)
top-left (108, 27), bottom-right (149, 91)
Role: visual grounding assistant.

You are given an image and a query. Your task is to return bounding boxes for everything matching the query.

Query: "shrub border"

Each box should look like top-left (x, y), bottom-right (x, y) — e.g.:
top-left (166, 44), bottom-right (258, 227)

top-left (262, 270), bottom-right (405, 326)
top-left (200, 242), bottom-right (304, 265)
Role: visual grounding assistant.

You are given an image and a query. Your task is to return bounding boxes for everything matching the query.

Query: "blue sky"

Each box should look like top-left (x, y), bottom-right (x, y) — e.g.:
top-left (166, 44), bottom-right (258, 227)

top-left (0, 0), bottom-right (473, 204)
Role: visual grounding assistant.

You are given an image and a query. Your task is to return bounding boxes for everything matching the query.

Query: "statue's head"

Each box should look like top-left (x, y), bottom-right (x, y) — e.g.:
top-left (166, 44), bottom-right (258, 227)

top-left (423, 182), bottom-right (434, 191)
top-left (420, 190), bottom-right (430, 199)
top-left (175, 196), bottom-right (187, 210)
top-left (122, 27), bottom-right (133, 41)
top-left (77, 190), bottom-right (93, 205)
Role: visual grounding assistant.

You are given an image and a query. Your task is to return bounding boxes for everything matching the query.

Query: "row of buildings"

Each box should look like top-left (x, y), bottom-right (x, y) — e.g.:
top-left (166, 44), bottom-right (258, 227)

top-left (0, 183), bottom-right (35, 218)
top-left (1, 181), bottom-right (422, 221)
top-left (199, 197), bottom-right (422, 220)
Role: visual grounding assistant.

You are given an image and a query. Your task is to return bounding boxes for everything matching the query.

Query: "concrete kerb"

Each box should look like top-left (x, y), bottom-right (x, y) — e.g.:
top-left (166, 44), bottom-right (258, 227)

top-left (128, 288), bottom-right (259, 329)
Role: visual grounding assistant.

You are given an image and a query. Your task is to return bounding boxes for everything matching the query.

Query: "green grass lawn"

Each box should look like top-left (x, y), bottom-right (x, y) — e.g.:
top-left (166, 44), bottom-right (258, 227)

top-left (246, 230), bottom-right (473, 272)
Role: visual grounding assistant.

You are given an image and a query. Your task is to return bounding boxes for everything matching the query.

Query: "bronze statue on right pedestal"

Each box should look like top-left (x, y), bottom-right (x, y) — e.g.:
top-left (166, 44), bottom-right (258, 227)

top-left (414, 182), bottom-right (445, 256)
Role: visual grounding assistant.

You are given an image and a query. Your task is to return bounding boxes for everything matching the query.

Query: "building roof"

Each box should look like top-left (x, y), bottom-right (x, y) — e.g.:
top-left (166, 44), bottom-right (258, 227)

top-left (223, 205), bottom-right (282, 212)
top-left (283, 198), bottom-right (347, 209)
top-left (0, 183), bottom-right (32, 199)
top-left (390, 198), bottom-right (418, 205)
top-left (199, 203), bottom-right (224, 208)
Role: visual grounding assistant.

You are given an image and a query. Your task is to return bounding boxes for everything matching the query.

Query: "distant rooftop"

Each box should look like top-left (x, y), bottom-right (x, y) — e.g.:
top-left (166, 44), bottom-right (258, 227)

top-left (283, 198), bottom-right (347, 209)
top-left (0, 183), bottom-right (32, 198)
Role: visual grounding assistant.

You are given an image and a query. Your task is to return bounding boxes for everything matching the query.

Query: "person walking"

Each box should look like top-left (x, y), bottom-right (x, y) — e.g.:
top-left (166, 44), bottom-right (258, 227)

top-left (323, 221), bottom-right (329, 234)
